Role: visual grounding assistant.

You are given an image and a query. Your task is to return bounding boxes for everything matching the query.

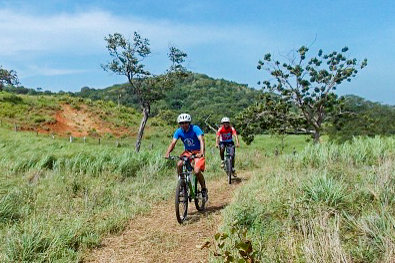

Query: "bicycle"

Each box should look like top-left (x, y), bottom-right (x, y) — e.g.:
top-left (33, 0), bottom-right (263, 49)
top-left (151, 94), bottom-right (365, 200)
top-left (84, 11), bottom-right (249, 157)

top-left (167, 154), bottom-right (206, 224)
top-left (223, 144), bottom-right (235, 184)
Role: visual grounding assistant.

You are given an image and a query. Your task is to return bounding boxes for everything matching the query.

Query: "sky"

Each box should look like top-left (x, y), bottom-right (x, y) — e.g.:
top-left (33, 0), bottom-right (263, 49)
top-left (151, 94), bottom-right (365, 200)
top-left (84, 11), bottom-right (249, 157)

top-left (1, 0), bottom-right (394, 104)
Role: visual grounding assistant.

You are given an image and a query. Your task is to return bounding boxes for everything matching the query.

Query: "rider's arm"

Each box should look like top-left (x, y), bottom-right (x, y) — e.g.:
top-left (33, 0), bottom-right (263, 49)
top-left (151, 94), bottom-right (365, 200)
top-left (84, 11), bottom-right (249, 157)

top-left (215, 127), bottom-right (221, 148)
top-left (235, 134), bottom-right (240, 147)
top-left (232, 127), bottom-right (240, 147)
top-left (198, 135), bottom-right (205, 157)
top-left (165, 138), bottom-right (178, 158)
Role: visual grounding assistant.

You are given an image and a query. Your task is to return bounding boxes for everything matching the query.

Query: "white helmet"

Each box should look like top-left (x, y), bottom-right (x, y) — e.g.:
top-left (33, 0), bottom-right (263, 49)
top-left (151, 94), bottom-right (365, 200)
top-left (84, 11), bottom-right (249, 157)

top-left (177, 113), bottom-right (191, 123)
top-left (221, 117), bottom-right (230, 123)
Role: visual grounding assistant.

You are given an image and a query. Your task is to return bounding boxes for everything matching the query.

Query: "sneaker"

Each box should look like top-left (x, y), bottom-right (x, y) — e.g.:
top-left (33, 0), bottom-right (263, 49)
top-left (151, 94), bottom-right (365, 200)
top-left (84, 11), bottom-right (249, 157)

top-left (201, 188), bottom-right (208, 202)
top-left (232, 169), bottom-right (237, 177)
top-left (220, 160), bottom-right (225, 168)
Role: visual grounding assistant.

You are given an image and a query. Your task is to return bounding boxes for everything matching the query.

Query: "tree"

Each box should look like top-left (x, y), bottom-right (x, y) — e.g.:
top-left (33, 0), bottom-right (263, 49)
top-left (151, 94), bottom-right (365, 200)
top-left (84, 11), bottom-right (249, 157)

top-left (256, 46), bottom-right (367, 143)
top-left (235, 92), bottom-right (305, 148)
top-left (0, 66), bottom-right (19, 92)
top-left (327, 95), bottom-right (395, 142)
top-left (102, 32), bottom-right (187, 152)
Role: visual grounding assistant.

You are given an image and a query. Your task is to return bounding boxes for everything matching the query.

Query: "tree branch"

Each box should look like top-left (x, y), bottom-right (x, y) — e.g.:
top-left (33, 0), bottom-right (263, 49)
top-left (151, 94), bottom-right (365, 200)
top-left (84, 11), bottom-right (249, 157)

top-left (204, 115), bottom-right (218, 133)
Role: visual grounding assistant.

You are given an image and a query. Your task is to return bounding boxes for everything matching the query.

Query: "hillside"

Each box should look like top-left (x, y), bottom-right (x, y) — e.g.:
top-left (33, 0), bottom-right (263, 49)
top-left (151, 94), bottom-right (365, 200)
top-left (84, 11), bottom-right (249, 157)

top-left (0, 92), bottom-right (170, 138)
top-left (75, 73), bottom-right (261, 130)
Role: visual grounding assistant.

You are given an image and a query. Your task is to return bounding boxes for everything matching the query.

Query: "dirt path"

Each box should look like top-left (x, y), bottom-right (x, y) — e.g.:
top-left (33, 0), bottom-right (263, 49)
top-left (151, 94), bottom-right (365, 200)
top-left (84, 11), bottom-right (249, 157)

top-left (85, 173), bottom-right (250, 263)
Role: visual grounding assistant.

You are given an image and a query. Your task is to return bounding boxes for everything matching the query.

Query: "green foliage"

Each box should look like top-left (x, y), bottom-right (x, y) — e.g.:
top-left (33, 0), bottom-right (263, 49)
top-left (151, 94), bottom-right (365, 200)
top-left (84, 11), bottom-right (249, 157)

top-left (203, 225), bottom-right (260, 263)
top-left (255, 46), bottom-right (368, 143)
top-left (75, 73), bottom-right (260, 132)
top-left (0, 65), bottom-right (19, 91)
top-left (101, 32), bottom-right (188, 152)
top-left (302, 173), bottom-right (346, 208)
top-left (328, 95), bottom-right (395, 142)
top-left (235, 92), bottom-right (305, 145)
top-left (0, 93), bottom-right (60, 129)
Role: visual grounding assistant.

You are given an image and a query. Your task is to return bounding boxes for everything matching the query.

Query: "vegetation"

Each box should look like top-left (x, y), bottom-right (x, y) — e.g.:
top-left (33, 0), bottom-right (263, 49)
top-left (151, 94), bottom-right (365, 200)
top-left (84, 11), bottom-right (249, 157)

top-left (235, 92), bottom-right (305, 146)
top-left (3, 86), bottom-right (395, 262)
top-left (0, 91), bottom-right (172, 139)
top-left (0, 127), bottom-right (181, 262)
top-left (213, 136), bottom-right (395, 262)
top-left (76, 73), bottom-right (260, 132)
top-left (328, 95), bottom-right (395, 142)
top-left (0, 117), bottom-right (308, 262)
top-left (0, 65), bottom-right (19, 92)
top-left (102, 32), bottom-right (187, 152)
top-left (250, 46), bottom-right (368, 143)
top-left (0, 92), bottom-right (59, 130)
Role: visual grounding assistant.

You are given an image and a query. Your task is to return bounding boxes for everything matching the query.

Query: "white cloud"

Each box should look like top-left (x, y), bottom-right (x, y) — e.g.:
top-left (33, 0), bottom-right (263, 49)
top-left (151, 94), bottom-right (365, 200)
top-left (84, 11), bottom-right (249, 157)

top-left (24, 66), bottom-right (90, 77)
top-left (0, 8), bottom-right (259, 58)
top-left (0, 7), bottom-right (275, 89)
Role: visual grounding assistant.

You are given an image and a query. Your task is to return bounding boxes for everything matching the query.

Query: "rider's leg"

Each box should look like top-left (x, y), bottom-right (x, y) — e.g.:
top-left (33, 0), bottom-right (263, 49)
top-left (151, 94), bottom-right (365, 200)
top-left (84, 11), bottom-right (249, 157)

top-left (194, 166), bottom-right (206, 189)
top-left (195, 167), bottom-right (208, 200)
top-left (220, 143), bottom-right (225, 167)
top-left (231, 142), bottom-right (236, 168)
top-left (220, 143), bottom-right (225, 161)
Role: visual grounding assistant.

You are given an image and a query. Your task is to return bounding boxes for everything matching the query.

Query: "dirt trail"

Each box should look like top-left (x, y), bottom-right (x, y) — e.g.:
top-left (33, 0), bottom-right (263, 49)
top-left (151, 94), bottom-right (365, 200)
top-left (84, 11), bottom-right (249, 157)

top-left (86, 173), bottom-right (250, 263)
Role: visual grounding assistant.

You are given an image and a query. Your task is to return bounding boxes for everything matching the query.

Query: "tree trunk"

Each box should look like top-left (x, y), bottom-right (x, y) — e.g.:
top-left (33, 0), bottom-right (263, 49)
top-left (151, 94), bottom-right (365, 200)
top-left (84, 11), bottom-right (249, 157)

top-left (135, 106), bottom-right (150, 152)
top-left (313, 130), bottom-right (320, 144)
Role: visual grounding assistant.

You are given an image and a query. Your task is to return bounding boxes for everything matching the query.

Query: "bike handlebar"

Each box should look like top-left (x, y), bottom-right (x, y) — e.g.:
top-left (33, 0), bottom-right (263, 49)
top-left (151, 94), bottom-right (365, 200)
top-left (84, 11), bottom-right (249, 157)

top-left (165, 154), bottom-right (197, 161)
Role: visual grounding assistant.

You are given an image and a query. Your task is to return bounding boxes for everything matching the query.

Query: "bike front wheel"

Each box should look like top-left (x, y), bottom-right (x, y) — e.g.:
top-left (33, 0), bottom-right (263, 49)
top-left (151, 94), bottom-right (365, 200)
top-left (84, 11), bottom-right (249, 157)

top-left (227, 157), bottom-right (232, 184)
top-left (175, 179), bottom-right (188, 224)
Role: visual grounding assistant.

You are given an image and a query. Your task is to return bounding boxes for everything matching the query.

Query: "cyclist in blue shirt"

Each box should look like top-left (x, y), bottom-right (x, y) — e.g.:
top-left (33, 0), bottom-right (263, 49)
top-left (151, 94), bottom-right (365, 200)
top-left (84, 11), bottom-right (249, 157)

top-left (165, 113), bottom-right (208, 201)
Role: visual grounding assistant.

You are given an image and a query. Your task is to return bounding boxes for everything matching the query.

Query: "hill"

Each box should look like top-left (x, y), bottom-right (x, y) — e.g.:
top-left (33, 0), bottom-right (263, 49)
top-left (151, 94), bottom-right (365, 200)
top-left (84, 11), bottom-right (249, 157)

top-left (75, 73), bottom-right (261, 131)
top-left (328, 95), bottom-right (395, 142)
top-left (0, 92), bottom-right (169, 138)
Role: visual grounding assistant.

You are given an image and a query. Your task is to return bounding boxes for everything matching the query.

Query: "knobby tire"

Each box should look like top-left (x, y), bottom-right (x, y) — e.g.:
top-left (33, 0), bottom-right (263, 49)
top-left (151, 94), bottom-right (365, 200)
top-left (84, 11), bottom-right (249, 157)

top-left (227, 157), bottom-right (232, 184)
top-left (175, 179), bottom-right (188, 224)
top-left (194, 178), bottom-right (205, 211)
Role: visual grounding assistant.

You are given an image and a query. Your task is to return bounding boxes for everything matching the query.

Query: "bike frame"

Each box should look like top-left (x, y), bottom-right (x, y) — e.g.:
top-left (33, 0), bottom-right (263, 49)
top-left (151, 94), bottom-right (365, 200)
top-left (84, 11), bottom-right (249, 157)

top-left (178, 156), bottom-right (198, 200)
top-left (224, 144), bottom-right (235, 170)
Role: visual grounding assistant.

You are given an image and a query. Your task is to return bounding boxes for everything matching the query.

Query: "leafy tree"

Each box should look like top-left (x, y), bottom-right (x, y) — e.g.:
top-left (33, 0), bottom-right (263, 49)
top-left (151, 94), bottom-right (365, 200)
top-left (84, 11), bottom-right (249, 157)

top-left (256, 46), bottom-right (367, 143)
top-left (328, 95), bottom-right (395, 142)
top-left (102, 32), bottom-right (187, 152)
top-left (0, 66), bottom-right (19, 92)
top-left (235, 93), bottom-right (305, 147)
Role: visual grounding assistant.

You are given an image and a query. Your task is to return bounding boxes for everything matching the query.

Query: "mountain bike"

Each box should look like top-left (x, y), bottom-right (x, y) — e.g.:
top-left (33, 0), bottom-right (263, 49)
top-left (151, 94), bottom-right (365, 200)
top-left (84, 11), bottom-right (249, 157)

top-left (167, 155), bottom-right (205, 224)
top-left (223, 144), bottom-right (235, 184)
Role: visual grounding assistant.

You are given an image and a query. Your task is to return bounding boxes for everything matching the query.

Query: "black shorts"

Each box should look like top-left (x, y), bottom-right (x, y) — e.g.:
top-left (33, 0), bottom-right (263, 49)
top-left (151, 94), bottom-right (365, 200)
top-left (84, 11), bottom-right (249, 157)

top-left (220, 141), bottom-right (235, 155)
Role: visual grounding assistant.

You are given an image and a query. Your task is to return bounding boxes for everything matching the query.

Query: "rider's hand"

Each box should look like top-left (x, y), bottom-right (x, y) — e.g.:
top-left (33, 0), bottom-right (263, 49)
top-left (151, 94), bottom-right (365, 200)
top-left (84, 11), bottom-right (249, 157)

top-left (215, 144), bottom-right (219, 148)
top-left (196, 153), bottom-right (204, 158)
top-left (236, 143), bottom-right (240, 147)
top-left (164, 153), bottom-right (170, 159)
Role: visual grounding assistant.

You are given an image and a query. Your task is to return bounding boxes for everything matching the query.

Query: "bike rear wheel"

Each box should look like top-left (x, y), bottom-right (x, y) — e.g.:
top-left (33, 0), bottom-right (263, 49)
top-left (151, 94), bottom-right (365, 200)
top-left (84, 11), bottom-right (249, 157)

top-left (194, 180), bottom-right (205, 211)
top-left (227, 157), bottom-right (232, 184)
top-left (175, 179), bottom-right (188, 223)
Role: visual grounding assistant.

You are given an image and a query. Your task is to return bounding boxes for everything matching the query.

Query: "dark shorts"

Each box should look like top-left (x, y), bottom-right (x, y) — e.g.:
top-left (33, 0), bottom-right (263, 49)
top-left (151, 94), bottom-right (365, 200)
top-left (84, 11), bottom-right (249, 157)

top-left (220, 141), bottom-right (235, 156)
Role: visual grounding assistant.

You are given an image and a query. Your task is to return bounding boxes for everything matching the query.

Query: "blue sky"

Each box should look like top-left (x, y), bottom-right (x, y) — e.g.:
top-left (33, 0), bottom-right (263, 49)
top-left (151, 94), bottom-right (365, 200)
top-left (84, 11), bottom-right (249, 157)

top-left (1, 0), bottom-right (394, 104)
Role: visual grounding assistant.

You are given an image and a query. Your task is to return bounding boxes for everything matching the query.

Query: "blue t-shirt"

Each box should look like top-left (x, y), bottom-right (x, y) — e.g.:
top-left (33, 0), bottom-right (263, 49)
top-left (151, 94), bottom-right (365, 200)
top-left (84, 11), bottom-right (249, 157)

top-left (173, 124), bottom-right (204, 151)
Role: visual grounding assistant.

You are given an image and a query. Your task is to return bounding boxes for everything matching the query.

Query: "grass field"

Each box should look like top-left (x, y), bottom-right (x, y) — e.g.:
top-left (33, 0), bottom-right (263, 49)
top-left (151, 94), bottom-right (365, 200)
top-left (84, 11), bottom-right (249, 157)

top-left (214, 136), bottom-right (395, 262)
top-left (0, 123), bottom-right (306, 262)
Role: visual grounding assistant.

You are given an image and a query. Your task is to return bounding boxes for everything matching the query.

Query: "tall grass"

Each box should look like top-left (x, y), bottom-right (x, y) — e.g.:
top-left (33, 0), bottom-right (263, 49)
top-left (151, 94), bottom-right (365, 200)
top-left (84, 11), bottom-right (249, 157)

top-left (215, 136), bottom-right (395, 262)
top-left (0, 128), bottom-right (180, 262)
top-left (0, 126), bottom-right (266, 262)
